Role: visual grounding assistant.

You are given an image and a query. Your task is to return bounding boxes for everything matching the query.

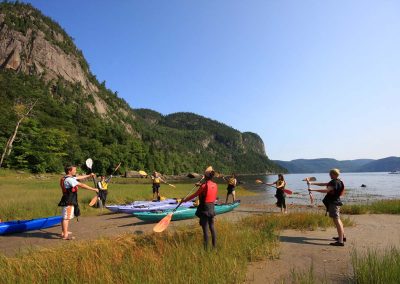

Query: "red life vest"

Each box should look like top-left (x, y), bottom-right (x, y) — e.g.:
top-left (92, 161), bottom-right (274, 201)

top-left (199, 180), bottom-right (218, 203)
top-left (60, 176), bottom-right (78, 193)
top-left (58, 176), bottom-right (78, 206)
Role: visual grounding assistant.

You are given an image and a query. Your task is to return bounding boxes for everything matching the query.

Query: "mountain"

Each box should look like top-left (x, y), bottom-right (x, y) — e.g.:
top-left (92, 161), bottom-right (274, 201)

top-left (0, 2), bottom-right (285, 175)
top-left (357, 157), bottom-right (400, 172)
top-left (273, 158), bottom-right (374, 173)
top-left (274, 157), bottom-right (400, 173)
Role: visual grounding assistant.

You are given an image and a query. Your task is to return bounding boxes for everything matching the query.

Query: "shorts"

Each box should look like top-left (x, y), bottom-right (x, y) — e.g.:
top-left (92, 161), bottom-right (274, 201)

top-left (152, 184), bottom-right (160, 194)
top-left (227, 185), bottom-right (235, 194)
top-left (328, 203), bottom-right (341, 219)
top-left (62, 206), bottom-right (75, 220)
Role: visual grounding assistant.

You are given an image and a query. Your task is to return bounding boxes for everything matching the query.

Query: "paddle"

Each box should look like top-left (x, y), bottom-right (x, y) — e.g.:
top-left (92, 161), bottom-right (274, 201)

top-left (302, 177), bottom-right (316, 182)
top-left (303, 177), bottom-right (315, 205)
top-left (86, 159), bottom-right (101, 207)
top-left (138, 170), bottom-right (147, 177)
top-left (153, 177), bottom-right (204, 233)
top-left (255, 179), bottom-right (293, 195)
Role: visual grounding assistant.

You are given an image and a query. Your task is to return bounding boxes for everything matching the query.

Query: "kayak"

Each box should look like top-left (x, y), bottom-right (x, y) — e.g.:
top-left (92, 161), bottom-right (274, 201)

top-left (106, 200), bottom-right (194, 214)
top-left (133, 200), bottom-right (240, 222)
top-left (0, 216), bottom-right (62, 235)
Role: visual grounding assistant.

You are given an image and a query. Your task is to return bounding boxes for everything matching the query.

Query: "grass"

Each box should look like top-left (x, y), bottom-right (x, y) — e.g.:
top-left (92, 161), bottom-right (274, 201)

top-left (341, 199), bottom-right (400, 215)
top-left (291, 248), bottom-right (400, 284)
top-left (0, 216), bottom-right (279, 284)
top-left (0, 169), bottom-right (256, 221)
top-left (0, 213), bottom-right (347, 283)
top-left (352, 248), bottom-right (400, 284)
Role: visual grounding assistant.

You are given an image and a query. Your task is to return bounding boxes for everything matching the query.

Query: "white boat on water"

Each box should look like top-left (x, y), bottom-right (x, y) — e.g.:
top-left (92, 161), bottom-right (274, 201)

top-left (389, 170), bottom-right (400, 174)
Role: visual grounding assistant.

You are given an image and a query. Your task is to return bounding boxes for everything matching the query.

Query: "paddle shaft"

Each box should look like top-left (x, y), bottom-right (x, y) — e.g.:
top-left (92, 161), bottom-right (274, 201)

top-left (172, 179), bottom-right (204, 212)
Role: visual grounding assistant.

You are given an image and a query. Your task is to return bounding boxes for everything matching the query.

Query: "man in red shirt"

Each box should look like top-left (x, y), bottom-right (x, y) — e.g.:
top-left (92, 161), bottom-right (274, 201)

top-left (183, 166), bottom-right (218, 249)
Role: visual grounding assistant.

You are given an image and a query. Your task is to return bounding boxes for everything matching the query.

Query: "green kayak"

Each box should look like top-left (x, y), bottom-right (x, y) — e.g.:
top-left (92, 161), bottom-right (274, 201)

top-left (133, 200), bottom-right (240, 222)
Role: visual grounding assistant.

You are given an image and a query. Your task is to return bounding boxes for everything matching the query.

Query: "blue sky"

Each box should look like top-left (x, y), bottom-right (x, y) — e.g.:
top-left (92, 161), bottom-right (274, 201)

top-left (22, 0), bottom-right (400, 160)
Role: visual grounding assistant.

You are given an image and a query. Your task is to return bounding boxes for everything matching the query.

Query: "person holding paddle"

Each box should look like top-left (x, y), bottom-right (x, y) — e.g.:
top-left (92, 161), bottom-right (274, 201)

top-left (266, 174), bottom-right (288, 214)
top-left (224, 173), bottom-right (237, 203)
top-left (97, 175), bottom-right (110, 207)
top-left (307, 169), bottom-right (346, 246)
top-left (151, 171), bottom-right (165, 201)
top-left (58, 165), bottom-right (98, 240)
top-left (182, 166), bottom-right (218, 249)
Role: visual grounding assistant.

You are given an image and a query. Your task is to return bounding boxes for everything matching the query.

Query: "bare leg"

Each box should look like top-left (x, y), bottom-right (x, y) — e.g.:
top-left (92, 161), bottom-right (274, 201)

top-left (225, 194), bottom-right (229, 204)
top-left (232, 191), bottom-right (236, 202)
top-left (62, 219), bottom-right (69, 239)
top-left (333, 218), bottom-right (345, 243)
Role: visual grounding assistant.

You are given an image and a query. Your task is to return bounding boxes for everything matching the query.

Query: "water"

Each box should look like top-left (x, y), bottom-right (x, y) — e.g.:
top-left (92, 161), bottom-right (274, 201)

top-left (238, 172), bottom-right (400, 205)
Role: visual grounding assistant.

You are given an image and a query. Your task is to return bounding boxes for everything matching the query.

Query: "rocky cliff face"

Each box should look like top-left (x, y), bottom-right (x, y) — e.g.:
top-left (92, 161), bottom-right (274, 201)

top-left (0, 12), bottom-right (97, 92)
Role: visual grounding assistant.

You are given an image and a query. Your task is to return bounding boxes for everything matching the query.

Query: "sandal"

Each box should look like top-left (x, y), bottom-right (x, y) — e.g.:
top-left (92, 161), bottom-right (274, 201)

top-left (329, 241), bottom-right (344, 246)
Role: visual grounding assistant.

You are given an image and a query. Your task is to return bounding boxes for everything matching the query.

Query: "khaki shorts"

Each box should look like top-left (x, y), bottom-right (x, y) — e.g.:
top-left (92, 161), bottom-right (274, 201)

top-left (328, 203), bottom-right (340, 219)
top-left (62, 206), bottom-right (75, 220)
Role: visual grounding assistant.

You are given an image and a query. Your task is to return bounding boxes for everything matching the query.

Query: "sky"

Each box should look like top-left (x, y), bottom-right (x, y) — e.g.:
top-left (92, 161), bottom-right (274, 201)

top-left (20, 0), bottom-right (400, 161)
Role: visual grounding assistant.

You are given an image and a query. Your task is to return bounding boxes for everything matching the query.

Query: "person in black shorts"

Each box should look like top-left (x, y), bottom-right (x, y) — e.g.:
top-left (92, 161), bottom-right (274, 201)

top-left (307, 168), bottom-right (346, 246)
top-left (225, 173), bottom-right (237, 203)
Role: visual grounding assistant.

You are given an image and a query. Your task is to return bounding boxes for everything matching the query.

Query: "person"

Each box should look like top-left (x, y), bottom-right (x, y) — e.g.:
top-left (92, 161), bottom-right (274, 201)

top-left (224, 173), bottom-right (237, 203)
top-left (182, 166), bottom-right (218, 249)
top-left (266, 174), bottom-right (287, 214)
top-left (151, 171), bottom-right (165, 201)
top-left (58, 165), bottom-right (98, 240)
top-left (307, 168), bottom-right (346, 246)
top-left (97, 175), bottom-right (111, 207)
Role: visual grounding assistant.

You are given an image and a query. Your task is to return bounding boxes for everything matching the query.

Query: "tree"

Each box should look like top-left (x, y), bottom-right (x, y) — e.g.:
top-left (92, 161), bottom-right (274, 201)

top-left (0, 99), bottom-right (38, 168)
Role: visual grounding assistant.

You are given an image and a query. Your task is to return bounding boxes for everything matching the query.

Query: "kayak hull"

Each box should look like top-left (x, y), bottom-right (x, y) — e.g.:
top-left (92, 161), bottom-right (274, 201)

top-left (0, 216), bottom-right (62, 235)
top-left (106, 200), bottom-right (193, 214)
top-left (133, 201), bottom-right (240, 222)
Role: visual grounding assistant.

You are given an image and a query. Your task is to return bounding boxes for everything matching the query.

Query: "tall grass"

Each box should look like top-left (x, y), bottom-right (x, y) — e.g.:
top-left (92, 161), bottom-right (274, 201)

top-left (244, 212), bottom-right (353, 231)
top-left (0, 170), bottom-right (255, 220)
top-left (352, 248), bottom-right (400, 284)
top-left (341, 199), bottom-right (400, 215)
top-left (0, 216), bottom-right (279, 283)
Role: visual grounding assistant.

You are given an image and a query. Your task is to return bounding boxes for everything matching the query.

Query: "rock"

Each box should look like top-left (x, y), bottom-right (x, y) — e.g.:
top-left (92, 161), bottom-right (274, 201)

top-left (361, 184), bottom-right (367, 188)
top-left (187, 172), bottom-right (201, 178)
top-left (125, 171), bottom-right (142, 178)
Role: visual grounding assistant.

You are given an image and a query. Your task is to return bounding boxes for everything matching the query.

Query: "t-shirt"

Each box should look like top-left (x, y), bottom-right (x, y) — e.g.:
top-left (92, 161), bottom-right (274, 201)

top-left (64, 176), bottom-right (78, 189)
top-left (326, 179), bottom-right (344, 202)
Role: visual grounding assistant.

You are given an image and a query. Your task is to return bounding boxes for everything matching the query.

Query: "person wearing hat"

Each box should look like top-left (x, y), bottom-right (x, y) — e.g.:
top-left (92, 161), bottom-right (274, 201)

top-left (307, 169), bottom-right (346, 246)
top-left (182, 166), bottom-right (218, 249)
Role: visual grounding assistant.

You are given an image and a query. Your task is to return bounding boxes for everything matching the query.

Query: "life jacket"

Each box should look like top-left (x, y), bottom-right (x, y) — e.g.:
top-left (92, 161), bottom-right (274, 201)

top-left (228, 177), bottom-right (236, 186)
top-left (58, 176), bottom-right (78, 206)
top-left (153, 177), bottom-right (161, 184)
top-left (339, 179), bottom-right (345, 196)
top-left (100, 181), bottom-right (108, 190)
top-left (327, 179), bottom-right (345, 197)
top-left (199, 180), bottom-right (218, 204)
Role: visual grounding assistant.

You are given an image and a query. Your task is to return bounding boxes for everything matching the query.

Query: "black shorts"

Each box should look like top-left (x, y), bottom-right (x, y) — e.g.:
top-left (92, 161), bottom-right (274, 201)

top-left (227, 185), bottom-right (235, 194)
top-left (152, 184), bottom-right (160, 193)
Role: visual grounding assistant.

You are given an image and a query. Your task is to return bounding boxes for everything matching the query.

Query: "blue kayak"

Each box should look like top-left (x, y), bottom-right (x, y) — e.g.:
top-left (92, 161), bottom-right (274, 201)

top-left (0, 216), bottom-right (62, 235)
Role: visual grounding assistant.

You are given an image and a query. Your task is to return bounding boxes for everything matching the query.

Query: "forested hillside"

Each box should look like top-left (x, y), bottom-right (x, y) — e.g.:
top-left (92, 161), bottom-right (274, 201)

top-left (0, 2), bottom-right (285, 175)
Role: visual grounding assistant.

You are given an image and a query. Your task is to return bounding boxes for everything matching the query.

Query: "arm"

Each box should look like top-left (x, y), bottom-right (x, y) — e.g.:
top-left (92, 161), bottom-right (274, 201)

top-left (182, 185), bottom-right (204, 202)
top-left (276, 181), bottom-right (285, 189)
top-left (75, 173), bottom-right (95, 181)
top-left (97, 181), bottom-right (104, 190)
top-left (309, 186), bottom-right (334, 194)
top-left (77, 182), bottom-right (98, 193)
top-left (308, 182), bottom-right (328, 187)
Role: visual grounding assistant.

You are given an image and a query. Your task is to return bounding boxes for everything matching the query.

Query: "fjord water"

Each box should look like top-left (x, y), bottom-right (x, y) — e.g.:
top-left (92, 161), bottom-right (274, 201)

top-left (240, 172), bottom-right (400, 205)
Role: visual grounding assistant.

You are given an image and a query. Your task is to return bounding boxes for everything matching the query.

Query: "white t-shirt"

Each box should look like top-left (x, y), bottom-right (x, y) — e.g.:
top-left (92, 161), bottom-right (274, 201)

top-left (64, 176), bottom-right (79, 189)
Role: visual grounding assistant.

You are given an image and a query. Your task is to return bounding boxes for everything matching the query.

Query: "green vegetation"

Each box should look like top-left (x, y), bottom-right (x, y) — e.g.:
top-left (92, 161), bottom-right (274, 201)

top-left (0, 216), bottom-right (278, 283)
top-left (0, 170), bottom-right (256, 220)
top-left (352, 248), bottom-right (400, 284)
top-left (0, 2), bottom-right (285, 175)
top-left (0, 211), bottom-right (350, 283)
top-left (341, 199), bottom-right (400, 215)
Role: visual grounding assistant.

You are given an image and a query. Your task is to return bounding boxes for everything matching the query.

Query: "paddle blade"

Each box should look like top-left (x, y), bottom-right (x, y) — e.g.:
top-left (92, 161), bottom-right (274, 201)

top-left (89, 195), bottom-right (98, 207)
top-left (138, 170), bottom-right (147, 176)
top-left (302, 177), bottom-right (316, 181)
top-left (168, 183), bottom-right (176, 188)
top-left (255, 179), bottom-right (264, 184)
top-left (86, 158), bottom-right (93, 170)
top-left (153, 213), bottom-right (173, 233)
top-left (284, 189), bottom-right (293, 195)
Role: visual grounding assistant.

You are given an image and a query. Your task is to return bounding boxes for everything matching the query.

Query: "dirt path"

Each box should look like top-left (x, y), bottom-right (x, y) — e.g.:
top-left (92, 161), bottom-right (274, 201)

top-left (246, 214), bottom-right (400, 283)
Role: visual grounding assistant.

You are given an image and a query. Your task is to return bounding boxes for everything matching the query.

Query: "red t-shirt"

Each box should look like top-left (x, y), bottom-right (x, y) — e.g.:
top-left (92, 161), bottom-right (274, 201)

top-left (185, 180), bottom-right (218, 203)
